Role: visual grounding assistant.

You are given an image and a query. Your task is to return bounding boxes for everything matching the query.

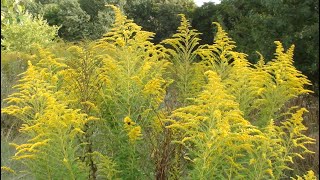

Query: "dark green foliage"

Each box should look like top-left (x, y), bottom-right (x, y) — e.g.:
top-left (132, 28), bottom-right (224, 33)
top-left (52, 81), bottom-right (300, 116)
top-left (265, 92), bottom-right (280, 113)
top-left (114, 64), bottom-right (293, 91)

top-left (25, 0), bottom-right (120, 41)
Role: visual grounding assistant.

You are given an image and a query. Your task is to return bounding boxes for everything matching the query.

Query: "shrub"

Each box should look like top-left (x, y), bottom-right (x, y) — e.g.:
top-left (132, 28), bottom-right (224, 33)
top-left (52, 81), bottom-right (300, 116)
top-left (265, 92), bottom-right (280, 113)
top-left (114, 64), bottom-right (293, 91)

top-left (1, 0), bottom-right (59, 53)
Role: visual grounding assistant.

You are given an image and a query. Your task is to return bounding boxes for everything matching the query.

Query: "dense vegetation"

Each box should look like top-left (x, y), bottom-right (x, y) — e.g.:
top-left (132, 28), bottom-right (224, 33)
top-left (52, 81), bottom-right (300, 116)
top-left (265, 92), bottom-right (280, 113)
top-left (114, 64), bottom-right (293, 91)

top-left (1, 0), bottom-right (319, 179)
top-left (3, 0), bottom-right (318, 92)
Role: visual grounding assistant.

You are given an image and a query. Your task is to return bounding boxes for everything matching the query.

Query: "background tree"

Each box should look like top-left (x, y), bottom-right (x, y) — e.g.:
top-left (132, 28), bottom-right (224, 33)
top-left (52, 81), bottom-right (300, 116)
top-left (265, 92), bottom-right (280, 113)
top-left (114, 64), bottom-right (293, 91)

top-left (1, 0), bottom-right (59, 52)
top-left (24, 0), bottom-right (122, 41)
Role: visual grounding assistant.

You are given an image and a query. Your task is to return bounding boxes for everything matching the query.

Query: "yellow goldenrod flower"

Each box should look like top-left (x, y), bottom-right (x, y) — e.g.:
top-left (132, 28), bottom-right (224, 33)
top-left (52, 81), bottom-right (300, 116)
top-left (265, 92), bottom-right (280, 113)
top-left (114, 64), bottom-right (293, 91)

top-left (128, 126), bottom-right (142, 142)
top-left (13, 155), bottom-right (35, 160)
top-left (124, 116), bottom-right (135, 126)
top-left (265, 169), bottom-right (274, 178)
top-left (123, 116), bottom-right (142, 142)
top-left (213, 110), bottom-right (222, 120)
top-left (257, 88), bottom-right (264, 95)
top-left (29, 139), bottom-right (50, 151)
top-left (249, 158), bottom-right (256, 165)
top-left (1, 166), bottom-right (15, 174)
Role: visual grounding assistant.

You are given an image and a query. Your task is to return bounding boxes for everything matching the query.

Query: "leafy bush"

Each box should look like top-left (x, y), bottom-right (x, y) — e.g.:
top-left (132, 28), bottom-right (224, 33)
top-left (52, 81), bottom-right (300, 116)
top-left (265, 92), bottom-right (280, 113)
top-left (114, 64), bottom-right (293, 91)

top-left (1, 0), bottom-right (59, 53)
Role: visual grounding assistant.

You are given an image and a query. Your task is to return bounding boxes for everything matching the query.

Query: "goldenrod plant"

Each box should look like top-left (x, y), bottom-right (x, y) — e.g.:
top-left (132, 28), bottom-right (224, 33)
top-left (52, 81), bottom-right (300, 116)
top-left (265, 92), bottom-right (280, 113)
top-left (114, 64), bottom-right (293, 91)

top-left (292, 170), bottom-right (317, 180)
top-left (158, 17), bottom-right (208, 176)
top-left (90, 5), bottom-right (171, 179)
top-left (166, 70), bottom-right (261, 179)
top-left (90, 151), bottom-right (119, 179)
top-left (254, 42), bottom-right (313, 126)
top-left (123, 116), bottom-right (142, 143)
top-left (1, 5), bottom-right (317, 180)
top-left (95, 5), bottom-right (170, 125)
top-left (197, 22), bottom-right (237, 81)
top-left (1, 48), bottom-right (115, 179)
top-left (197, 22), bottom-right (260, 120)
top-left (165, 21), bottom-right (315, 179)
top-left (61, 43), bottom-right (103, 110)
top-left (2, 56), bottom-right (65, 124)
top-left (245, 108), bottom-right (316, 180)
top-left (198, 23), bottom-right (312, 127)
top-left (2, 59), bottom-right (90, 179)
top-left (59, 43), bottom-right (104, 179)
top-left (8, 97), bottom-right (90, 179)
top-left (166, 72), bottom-right (315, 179)
top-left (161, 14), bottom-right (205, 106)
